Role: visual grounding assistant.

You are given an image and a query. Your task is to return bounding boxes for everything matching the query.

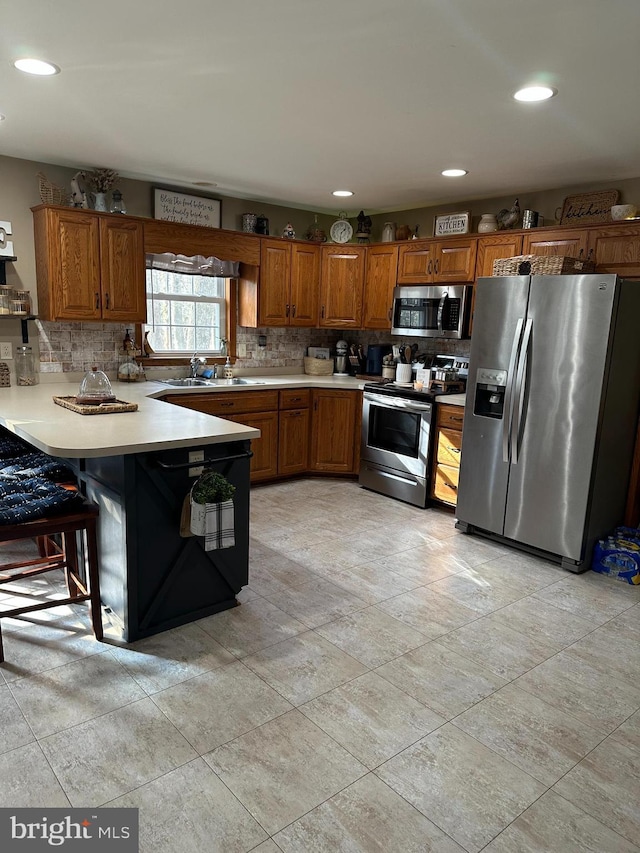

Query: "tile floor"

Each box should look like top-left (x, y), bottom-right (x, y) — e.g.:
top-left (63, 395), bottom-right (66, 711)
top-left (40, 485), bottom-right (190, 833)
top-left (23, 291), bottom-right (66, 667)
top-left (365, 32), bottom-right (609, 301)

top-left (1, 477), bottom-right (640, 852)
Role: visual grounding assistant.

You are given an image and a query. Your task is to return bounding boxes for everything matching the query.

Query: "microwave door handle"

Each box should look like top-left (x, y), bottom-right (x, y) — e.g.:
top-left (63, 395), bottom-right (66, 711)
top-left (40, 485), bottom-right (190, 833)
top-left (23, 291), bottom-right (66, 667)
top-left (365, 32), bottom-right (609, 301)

top-left (510, 318), bottom-right (533, 465)
top-left (502, 318), bottom-right (524, 463)
top-left (436, 293), bottom-right (447, 334)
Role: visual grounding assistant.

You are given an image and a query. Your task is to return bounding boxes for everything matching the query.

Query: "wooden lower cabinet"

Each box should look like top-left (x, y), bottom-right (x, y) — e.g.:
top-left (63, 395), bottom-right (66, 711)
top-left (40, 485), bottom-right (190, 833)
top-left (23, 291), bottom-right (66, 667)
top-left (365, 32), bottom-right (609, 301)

top-left (431, 404), bottom-right (464, 507)
top-left (309, 389), bottom-right (361, 474)
top-left (226, 411), bottom-right (279, 482)
top-left (278, 408), bottom-right (310, 476)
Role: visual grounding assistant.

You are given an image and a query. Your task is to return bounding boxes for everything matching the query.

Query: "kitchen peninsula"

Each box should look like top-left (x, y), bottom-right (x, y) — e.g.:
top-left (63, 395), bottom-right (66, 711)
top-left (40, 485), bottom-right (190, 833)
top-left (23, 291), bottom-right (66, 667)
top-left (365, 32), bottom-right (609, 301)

top-left (0, 381), bottom-right (261, 642)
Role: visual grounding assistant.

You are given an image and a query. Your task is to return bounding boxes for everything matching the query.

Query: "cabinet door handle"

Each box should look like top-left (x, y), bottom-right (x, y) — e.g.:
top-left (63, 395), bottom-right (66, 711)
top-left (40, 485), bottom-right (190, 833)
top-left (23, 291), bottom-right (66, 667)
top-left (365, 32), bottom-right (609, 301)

top-left (428, 260), bottom-right (432, 274)
top-left (105, 293), bottom-right (110, 309)
top-left (321, 306), bottom-right (325, 319)
top-left (444, 482), bottom-right (457, 491)
top-left (448, 446), bottom-right (461, 454)
top-left (388, 308), bottom-right (392, 321)
top-left (286, 303), bottom-right (290, 317)
top-left (290, 411), bottom-right (301, 417)
top-left (435, 259), bottom-right (439, 275)
top-left (219, 402), bottom-right (234, 408)
top-left (95, 292), bottom-right (100, 309)
top-left (292, 304), bottom-right (296, 317)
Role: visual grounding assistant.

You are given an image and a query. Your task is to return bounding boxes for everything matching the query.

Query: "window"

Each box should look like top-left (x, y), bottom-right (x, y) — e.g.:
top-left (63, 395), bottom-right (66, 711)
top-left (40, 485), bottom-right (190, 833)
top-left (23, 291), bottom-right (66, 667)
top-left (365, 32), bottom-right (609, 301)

top-left (143, 253), bottom-right (238, 357)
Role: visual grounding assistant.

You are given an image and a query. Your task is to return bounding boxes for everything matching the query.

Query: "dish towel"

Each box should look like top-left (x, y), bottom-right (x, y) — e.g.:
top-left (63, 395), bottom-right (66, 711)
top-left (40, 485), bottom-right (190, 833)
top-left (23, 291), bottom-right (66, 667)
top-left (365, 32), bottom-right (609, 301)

top-left (190, 497), bottom-right (235, 551)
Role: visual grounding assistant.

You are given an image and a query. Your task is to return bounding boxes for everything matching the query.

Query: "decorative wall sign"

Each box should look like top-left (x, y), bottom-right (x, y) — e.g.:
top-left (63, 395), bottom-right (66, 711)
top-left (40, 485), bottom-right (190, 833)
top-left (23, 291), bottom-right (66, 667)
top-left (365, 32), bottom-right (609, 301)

top-left (559, 190), bottom-right (620, 226)
top-left (153, 189), bottom-right (221, 228)
top-left (433, 211), bottom-right (471, 237)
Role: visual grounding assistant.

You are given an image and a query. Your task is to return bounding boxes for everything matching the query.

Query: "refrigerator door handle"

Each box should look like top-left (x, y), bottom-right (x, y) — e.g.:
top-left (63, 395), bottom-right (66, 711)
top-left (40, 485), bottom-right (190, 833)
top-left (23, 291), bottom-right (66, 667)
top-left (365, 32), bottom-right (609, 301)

top-left (511, 317), bottom-right (533, 465)
top-left (436, 293), bottom-right (447, 334)
top-left (502, 318), bottom-right (524, 463)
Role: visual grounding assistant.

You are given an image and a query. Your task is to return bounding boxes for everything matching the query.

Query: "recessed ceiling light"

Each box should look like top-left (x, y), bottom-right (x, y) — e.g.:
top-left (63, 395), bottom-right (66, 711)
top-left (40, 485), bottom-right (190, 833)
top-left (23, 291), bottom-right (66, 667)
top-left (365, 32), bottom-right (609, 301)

top-left (441, 169), bottom-right (468, 177)
top-left (14, 58), bottom-right (60, 76)
top-left (513, 85), bottom-right (556, 102)
top-left (332, 190), bottom-right (354, 197)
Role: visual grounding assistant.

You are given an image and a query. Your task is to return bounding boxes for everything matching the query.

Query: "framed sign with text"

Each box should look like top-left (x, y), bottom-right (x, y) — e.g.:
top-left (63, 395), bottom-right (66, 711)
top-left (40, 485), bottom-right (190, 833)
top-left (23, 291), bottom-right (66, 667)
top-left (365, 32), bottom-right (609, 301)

top-left (153, 188), bottom-right (221, 228)
top-left (433, 211), bottom-right (471, 237)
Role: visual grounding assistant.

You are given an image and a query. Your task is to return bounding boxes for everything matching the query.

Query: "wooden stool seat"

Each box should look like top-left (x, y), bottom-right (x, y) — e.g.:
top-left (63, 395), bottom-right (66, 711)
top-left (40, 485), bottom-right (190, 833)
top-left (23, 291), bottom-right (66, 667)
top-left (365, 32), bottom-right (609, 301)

top-left (0, 503), bottom-right (103, 662)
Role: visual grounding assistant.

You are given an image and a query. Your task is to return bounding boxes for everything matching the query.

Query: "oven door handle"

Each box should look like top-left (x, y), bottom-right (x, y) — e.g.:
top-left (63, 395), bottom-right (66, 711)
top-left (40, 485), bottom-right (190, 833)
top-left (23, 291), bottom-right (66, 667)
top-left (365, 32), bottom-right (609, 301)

top-left (436, 293), bottom-right (447, 334)
top-left (364, 393), bottom-right (431, 413)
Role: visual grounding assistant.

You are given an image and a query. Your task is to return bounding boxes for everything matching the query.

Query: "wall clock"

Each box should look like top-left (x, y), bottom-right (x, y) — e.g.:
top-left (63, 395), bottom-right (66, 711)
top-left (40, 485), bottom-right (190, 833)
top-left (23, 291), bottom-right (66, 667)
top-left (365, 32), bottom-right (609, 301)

top-left (329, 213), bottom-right (353, 244)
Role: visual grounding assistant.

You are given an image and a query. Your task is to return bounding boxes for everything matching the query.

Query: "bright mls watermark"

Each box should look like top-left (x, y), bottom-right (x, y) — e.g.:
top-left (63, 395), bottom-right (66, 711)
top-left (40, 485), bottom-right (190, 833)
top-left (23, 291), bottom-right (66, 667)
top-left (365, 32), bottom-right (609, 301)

top-left (0, 809), bottom-right (138, 850)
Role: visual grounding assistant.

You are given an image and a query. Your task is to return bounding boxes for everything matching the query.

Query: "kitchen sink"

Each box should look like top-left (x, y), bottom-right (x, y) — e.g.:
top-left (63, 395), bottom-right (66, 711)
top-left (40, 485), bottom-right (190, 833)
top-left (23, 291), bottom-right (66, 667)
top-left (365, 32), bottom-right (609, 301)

top-left (159, 377), bottom-right (265, 387)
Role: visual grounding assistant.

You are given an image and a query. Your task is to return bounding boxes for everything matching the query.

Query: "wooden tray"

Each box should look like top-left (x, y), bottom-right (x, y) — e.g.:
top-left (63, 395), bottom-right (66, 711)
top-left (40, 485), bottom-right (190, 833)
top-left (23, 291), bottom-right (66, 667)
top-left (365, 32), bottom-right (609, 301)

top-left (53, 396), bottom-right (138, 415)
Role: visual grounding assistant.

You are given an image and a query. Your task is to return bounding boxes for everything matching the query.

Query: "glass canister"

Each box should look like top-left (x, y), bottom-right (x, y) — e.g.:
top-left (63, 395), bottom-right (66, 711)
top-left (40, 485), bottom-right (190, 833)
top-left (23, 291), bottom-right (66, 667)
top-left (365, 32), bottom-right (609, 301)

top-left (11, 290), bottom-right (31, 315)
top-left (0, 285), bottom-right (14, 315)
top-left (15, 345), bottom-right (39, 386)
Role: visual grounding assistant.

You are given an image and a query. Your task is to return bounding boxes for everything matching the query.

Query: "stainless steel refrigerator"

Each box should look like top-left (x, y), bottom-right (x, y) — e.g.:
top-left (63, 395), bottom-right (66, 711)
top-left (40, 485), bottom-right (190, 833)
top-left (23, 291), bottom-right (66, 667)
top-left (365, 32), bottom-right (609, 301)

top-left (456, 274), bottom-right (640, 571)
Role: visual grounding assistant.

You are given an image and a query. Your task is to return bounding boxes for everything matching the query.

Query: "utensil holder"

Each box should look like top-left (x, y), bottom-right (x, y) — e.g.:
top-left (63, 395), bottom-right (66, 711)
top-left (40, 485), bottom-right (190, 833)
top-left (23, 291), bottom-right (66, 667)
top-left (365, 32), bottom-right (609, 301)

top-left (395, 363), bottom-right (412, 383)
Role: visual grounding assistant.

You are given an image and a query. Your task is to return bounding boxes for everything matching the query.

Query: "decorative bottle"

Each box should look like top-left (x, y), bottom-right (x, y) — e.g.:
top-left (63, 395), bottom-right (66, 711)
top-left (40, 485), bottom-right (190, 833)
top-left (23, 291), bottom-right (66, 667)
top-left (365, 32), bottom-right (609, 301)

top-left (223, 355), bottom-right (234, 380)
top-left (381, 222), bottom-right (396, 242)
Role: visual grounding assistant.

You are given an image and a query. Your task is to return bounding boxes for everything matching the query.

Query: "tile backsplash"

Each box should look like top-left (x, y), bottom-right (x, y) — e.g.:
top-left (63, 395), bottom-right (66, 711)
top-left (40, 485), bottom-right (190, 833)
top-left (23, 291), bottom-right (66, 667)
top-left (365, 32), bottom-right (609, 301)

top-left (35, 320), bottom-right (471, 374)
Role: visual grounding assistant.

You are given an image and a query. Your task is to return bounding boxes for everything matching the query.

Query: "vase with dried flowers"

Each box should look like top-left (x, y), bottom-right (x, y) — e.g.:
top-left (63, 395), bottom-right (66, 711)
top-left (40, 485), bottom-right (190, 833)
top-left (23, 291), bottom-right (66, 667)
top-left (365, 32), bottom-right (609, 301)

top-left (87, 168), bottom-right (119, 212)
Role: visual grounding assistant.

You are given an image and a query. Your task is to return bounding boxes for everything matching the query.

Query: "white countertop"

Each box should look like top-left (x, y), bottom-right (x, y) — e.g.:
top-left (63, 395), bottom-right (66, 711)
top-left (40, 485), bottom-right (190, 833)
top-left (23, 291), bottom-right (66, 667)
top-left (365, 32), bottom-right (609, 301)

top-left (0, 374), bottom-right (366, 458)
top-left (435, 392), bottom-right (466, 407)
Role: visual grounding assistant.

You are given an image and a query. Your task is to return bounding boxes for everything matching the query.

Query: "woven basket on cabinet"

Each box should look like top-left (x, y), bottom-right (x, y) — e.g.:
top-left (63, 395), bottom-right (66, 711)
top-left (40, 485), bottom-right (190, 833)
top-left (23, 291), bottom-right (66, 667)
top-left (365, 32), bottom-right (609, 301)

top-left (303, 356), bottom-right (334, 376)
top-left (492, 254), bottom-right (596, 276)
top-left (36, 172), bottom-right (68, 206)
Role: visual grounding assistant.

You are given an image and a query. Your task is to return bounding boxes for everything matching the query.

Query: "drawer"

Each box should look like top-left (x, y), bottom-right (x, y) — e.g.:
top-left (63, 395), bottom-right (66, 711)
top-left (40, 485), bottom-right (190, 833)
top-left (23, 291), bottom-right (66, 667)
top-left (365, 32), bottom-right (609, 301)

top-left (164, 390), bottom-right (279, 415)
top-left (437, 404), bottom-right (465, 430)
top-left (436, 428), bottom-right (462, 467)
top-left (279, 388), bottom-right (310, 410)
top-left (432, 463), bottom-right (459, 506)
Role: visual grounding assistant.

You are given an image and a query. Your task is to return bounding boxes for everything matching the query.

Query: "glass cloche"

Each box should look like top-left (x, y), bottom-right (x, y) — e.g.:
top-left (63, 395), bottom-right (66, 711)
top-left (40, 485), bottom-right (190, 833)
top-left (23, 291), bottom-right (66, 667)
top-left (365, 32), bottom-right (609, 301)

top-left (76, 366), bottom-right (116, 404)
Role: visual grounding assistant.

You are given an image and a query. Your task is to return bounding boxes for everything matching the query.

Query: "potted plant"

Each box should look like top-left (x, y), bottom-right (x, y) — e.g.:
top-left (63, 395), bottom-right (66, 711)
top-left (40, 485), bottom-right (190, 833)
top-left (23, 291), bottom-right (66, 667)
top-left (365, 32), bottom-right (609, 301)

top-left (189, 471), bottom-right (236, 550)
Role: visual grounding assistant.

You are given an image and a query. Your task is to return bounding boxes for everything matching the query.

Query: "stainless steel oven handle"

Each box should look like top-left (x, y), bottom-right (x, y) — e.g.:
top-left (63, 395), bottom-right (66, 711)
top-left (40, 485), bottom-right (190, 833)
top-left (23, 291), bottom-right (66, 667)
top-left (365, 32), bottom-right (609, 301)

top-left (510, 318), bottom-right (533, 466)
top-left (364, 393), bottom-right (431, 413)
top-left (502, 318), bottom-right (524, 464)
top-left (436, 293), bottom-right (447, 334)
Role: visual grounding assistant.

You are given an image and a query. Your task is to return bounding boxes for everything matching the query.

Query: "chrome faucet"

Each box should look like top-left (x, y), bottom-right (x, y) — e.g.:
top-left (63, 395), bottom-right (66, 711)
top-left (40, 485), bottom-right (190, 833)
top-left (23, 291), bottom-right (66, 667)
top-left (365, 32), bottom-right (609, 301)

top-left (189, 353), bottom-right (206, 378)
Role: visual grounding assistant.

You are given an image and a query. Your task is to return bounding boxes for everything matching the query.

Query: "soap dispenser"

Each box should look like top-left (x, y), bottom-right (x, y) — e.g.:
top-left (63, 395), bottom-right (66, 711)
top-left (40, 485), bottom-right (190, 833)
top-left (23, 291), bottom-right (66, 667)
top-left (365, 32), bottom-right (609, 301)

top-left (223, 355), bottom-right (234, 380)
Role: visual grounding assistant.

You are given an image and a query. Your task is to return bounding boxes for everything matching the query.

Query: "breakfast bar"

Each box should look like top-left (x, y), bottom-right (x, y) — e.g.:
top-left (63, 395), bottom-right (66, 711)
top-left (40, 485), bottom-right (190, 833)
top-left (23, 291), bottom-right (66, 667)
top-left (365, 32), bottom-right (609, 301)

top-left (0, 381), bottom-right (260, 642)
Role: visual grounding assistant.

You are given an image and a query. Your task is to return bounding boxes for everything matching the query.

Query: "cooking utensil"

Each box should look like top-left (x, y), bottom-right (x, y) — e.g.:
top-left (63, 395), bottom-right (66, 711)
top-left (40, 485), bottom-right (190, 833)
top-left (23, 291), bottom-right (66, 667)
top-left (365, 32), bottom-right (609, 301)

top-left (404, 346), bottom-right (412, 364)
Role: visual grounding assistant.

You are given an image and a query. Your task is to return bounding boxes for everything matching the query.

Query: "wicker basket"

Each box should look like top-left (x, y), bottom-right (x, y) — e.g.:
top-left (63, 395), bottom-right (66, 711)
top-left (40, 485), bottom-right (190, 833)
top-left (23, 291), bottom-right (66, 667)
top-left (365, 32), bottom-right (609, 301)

top-left (37, 172), bottom-right (68, 206)
top-left (304, 356), bottom-right (334, 376)
top-left (492, 254), bottom-right (596, 276)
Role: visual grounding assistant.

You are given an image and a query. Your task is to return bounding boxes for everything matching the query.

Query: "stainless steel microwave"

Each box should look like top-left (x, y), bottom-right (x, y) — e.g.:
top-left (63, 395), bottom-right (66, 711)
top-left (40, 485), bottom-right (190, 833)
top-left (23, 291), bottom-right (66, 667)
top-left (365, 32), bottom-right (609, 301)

top-left (391, 284), bottom-right (471, 339)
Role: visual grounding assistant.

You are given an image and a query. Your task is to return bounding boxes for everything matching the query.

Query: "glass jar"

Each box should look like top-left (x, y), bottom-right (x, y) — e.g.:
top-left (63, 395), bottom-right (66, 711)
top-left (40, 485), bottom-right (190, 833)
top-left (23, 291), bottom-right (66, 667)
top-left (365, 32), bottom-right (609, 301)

top-left (0, 285), bottom-right (14, 315)
top-left (110, 189), bottom-right (127, 214)
top-left (15, 345), bottom-right (39, 386)
top-left (14, 290), bottom-right (32, 315)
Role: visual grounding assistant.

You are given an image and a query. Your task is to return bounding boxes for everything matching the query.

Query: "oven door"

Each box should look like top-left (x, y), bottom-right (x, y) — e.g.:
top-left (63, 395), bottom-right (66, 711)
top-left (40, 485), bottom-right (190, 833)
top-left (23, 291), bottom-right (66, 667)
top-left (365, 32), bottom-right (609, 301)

top-left (361, 392), bottom-right (432, 478)
top-left (391, 285), bottom-right (468, 338)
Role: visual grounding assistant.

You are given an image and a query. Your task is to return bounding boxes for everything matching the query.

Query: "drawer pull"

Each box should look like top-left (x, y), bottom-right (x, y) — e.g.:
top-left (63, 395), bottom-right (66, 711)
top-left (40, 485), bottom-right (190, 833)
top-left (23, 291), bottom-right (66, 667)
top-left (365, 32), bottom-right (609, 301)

top-left (444, 482), bottom-right (457, 490)
top-left (450, 416), bottom-right (463, 422)
top-left (219, 402), bottom-right (235, 408)
top-left (447, 446), bottom-right (461, 454)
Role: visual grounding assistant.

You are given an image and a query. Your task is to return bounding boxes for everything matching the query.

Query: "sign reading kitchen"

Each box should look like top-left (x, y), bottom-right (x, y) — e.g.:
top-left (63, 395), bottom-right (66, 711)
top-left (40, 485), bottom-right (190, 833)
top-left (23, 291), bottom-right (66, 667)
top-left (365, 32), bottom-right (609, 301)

top-left (433, 211), bottom-right (470, 236)
top-left (153, 189), bottom-right (221, 228)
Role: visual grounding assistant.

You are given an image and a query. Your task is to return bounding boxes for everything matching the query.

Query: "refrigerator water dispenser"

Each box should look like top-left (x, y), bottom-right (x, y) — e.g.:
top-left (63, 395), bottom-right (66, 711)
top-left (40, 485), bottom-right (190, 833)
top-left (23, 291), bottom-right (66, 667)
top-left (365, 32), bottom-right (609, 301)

top-left (473, 367), bottom-right (508, 419)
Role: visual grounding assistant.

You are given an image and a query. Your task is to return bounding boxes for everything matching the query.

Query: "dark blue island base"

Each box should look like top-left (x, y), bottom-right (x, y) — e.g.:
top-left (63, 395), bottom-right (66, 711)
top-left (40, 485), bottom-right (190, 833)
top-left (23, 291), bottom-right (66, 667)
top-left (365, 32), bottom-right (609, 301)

top-left (72, 440), bottom-right (251, 643)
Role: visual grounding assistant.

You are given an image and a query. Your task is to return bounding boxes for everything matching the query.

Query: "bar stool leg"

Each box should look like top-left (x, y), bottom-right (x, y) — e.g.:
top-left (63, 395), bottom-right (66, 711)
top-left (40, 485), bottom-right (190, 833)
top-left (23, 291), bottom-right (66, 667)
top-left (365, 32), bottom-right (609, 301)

top-left (63, 529), bottom-right (82, 597)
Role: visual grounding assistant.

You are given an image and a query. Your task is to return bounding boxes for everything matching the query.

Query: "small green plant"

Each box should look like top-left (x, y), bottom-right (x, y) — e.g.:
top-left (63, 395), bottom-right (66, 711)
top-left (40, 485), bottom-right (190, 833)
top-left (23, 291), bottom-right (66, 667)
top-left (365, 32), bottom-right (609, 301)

top-left (192, 471), bottom-right (235, 504)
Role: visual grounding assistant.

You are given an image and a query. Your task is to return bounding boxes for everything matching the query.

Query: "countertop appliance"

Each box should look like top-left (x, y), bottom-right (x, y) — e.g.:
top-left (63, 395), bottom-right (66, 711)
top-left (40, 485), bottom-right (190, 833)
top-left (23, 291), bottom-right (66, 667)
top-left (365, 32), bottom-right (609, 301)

top-left (391, 285), bottom-right (471, 339)
top-left (366, 343), bottom-right (392, 376)
top-left (359, 354), bottom-right (469, 507)
top-left (456, 274), bottom-right (640, 572)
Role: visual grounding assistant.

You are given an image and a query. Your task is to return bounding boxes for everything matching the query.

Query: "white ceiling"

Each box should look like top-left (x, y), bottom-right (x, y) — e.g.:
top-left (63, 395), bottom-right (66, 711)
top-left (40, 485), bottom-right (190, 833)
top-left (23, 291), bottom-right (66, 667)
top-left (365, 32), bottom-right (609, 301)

top-left (1, 0), bottom-right (639, 214)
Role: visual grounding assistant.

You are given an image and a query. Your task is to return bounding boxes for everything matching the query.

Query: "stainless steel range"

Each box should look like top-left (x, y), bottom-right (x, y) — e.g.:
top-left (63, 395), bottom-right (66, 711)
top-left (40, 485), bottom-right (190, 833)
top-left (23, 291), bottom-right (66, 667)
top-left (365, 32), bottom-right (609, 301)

top-left (359, 355), bottom-right (469, 507)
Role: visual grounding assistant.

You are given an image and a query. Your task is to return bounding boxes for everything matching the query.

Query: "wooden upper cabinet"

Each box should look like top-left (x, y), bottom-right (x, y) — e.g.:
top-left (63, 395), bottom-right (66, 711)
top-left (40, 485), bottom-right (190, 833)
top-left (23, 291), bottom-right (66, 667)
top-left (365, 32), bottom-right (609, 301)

top-left (587, 225), bottom-right (640, 277)
top-left (434, 238), bottom-right (477, 282)
top-left (522, 229), bottom-right (588, 258)
top-left (319, 245), bottom-right (366, 328)
top-left (397, 238), bottom-right (476, 283)
top-left (397, 241), bottom-right (435, 282)
top-left (259, 240), bottom-right (291, 325)
top-left (32, 205), bottom-right (146, 322)
top-left (99, 217), bottom-right (146, 322)
top-left (290, 242), bottom-right (320, 326)
top-left (240, 239), bottom-right (319, 328)
top-left (475, 233), bottom-right (524, 278)
top-left (363, 244), bottom-right (398, 329)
